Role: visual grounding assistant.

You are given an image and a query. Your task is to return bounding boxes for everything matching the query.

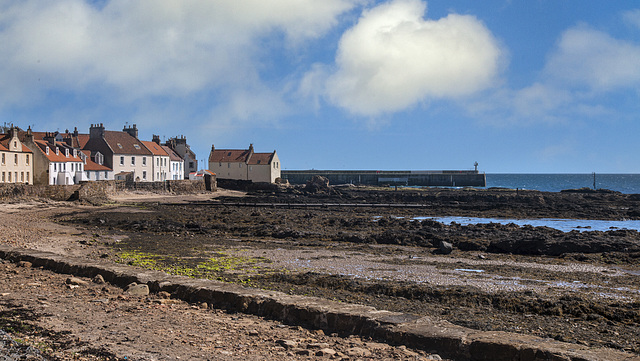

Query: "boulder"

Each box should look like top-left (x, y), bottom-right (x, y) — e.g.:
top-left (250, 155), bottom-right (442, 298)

top-left (304, 175), bottom-right (330, 193)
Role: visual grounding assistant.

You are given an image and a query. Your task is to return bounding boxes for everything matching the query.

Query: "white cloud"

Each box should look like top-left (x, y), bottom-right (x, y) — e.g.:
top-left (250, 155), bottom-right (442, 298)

top-left (324, 0), bottom-right (504, 116)
top-left (623, 9), bottom-right (640, 30)
top-left (512, 83), bottom-right (572, 120)
top-left (0, 0), bottom-right (358, 109)
top-left (544, 26), bottom-right (640, 92)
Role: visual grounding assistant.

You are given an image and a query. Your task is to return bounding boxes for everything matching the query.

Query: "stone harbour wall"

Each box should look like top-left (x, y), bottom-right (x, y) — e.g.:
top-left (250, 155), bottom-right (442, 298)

top-left (0, 179), bottom-right (213, 204)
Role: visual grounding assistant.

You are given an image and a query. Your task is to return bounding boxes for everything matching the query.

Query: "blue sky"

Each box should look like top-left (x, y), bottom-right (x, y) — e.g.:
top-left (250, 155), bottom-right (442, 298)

top-left (1, 0), bottom-right (639, 173)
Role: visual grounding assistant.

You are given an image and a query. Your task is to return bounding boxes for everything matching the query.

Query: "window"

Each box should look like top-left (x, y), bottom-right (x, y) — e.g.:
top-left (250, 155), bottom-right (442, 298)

top-left (53, 163), bottom-right (57, 171)
top-left (157, 158), bottom-right (159, 166)
top-left (55, 147), bottom-right (59, 155)
top-left (156, 172), bottom-right (159, 180)
top-left (65, 149), bottom-right (69, 157)
top-left (104, 171), bottom-right (108, 178)
top-left (20, 172), bottom-right (24, 182)
top-left (227, 163), bottom-right (230, 168)
top-left (1, 153), bottom-right (4, 165)
top-left (117, 143), bottom-right (123, 149)
top-left (8, 172), bottom-right (11, 182)
top-left (164, 158), bottom-right (167, 166)
top-left (131, 157), bottom-right (135, 165)
top-left (120, 156), bottom-right (124, 166)
top-left (219, 162), bottom-right (222, 167)
top-left (45, 147), bottom-right (49, 155)
top-left (239, 163), bottom-right (242, 168)
top-left (26, 172), bottom-right (29, 183)
top-left (133, 144), bottom-right (140, 149)
top-left (1, 172), bottom-right (4, 182)
top-left (143, 171), bottom-right (147, 180)
top-left (86, 171), bottom-right (90, 179)
top-left (26, 155), bottom-right (29, 165)
top-left (143, 157), bottom-right (146, 166)
top-left (189, 162), bottom-right (194, 168)
top-left (14, 154), bottom-right (18, 165)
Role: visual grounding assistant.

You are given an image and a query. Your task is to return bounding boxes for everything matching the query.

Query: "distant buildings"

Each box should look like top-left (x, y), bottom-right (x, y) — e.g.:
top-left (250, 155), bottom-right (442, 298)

top-left (1, 123), bottom-right (282, 186)
top-left (0, 126), bottom-right (33, 184)
top-left (164, 136), bottom-right (197, 179)
top-left (209, 143), bottom-right (281, 183)
top-left (0, 124), bottom-right (194, 185)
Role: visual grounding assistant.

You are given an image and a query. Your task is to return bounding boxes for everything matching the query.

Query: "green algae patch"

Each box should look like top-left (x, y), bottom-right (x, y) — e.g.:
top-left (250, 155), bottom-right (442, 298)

top-left (116, 249), bottom-right (272, 283)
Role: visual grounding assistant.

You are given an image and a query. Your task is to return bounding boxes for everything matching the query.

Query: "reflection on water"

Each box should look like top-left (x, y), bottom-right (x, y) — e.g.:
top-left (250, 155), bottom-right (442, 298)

top-left (414, 216), bottom-right (640, 233)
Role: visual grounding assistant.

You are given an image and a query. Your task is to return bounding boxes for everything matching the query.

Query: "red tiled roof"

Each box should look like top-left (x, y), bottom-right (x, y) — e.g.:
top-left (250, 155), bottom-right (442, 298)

top-left (0, 134), bottom-right (33, 153)
top-left (84, 159), bottom-right (111, 171)
top-left (248, 152), bottom-right (274, 165)
top-left (209, 148), bottom-right (275, 165)
top-left (209, 149), bottom-right (251, 163)
top-left (34, 140), bottom-right (82, 162)
top-left (103, 131), bottom-right (152, 155)
top-left (141, 141), bottom-right (168, 156)
top-left (81, 150), bottom-right (111, 171)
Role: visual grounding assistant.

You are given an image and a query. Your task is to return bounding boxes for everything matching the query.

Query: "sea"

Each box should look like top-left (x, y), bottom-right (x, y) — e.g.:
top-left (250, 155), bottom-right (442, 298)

top-left (435, 173), bottom-right (640, 232)
top-left (484, 174), bottom-right (640, 194)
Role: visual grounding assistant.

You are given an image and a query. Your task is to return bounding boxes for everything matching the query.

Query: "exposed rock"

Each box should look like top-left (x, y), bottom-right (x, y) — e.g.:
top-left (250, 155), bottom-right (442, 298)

top-left (125, 283), bottom-right (149, 296)
top-left (66, 277), bottom-right (88, 286)
top-left (305, 175), bottom-right (331, 194)
top-left (17, 261), bottom-right (32, 268)
top-left (315, 348), bottom-right (336, 357)
top-left (92, 274), bottom-right (105, 284)
top-left (438, 241), bottom-right (453, 255)
top-left (347, 347), bottom-right (372, 357)
top-left (276, 339), bottom-right (298, 350)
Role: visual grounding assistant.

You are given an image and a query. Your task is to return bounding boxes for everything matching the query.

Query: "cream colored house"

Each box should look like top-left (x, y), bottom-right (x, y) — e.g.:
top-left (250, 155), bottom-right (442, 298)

top-left (0, 127), bottom-right (33, 184)
top-left (83, 124), bottom-right (153, 182)
top-left (142, 139), bottom-right (170, 181)
top-left (208, 144), bottom-right (280, 183)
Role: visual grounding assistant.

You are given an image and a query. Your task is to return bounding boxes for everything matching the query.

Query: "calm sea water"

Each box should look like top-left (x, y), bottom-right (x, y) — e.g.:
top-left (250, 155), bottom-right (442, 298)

top-left (485, 174), bottom-right (640, 194)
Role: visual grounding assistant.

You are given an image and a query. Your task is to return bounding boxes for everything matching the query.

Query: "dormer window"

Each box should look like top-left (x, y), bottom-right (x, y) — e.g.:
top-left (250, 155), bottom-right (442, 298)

top-left (65, 149), bottom-right (69, 157)
top-left (117, 143), bottom-right (123, 149)
top-left (45, 147), bottom-right (50, 155)
top-left (73, 149), bottom-right (77, 158)
top-left (55, 147), bottom-right (59, 155)
top-left (133, 144), bottom-right (140, 149)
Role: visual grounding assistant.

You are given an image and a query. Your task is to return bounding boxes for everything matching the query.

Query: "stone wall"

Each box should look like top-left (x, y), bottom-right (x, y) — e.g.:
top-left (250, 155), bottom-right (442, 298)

top-left (0, 178), bottom-right (214, 204)
top-left (217, 178), bottom-right (278, 192)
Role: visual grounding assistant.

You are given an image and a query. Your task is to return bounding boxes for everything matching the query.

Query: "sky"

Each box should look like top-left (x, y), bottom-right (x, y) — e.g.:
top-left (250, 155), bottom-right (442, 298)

top-left (1, 0), bottom-right (639, 173)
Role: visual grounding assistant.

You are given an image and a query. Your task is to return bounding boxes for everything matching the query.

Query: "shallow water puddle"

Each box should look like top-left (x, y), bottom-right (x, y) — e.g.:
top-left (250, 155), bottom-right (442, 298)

top-left (413, 216), bottom-right (640, 233)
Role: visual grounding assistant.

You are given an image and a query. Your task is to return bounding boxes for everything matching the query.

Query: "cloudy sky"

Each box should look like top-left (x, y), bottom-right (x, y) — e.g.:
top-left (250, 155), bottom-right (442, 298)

top-left (1, 0), bottom-right (639, 173)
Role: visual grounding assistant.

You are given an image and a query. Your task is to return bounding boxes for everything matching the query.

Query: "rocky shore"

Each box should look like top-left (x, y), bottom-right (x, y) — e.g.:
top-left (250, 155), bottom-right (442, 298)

top-left (1, 185), bottom-right (640, 359)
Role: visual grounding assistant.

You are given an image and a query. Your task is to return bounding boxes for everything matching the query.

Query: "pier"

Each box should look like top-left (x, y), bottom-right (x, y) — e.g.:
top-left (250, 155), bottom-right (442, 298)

top-left (281, 170), bottom-right (486, 187)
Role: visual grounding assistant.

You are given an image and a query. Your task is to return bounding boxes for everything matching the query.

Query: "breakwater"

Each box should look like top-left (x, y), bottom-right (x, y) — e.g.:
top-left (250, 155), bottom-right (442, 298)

top-left (281, 170), bottom-right (486, 187)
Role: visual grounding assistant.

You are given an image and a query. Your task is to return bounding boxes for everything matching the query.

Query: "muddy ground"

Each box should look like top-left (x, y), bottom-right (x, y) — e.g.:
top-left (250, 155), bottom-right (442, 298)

top-left (47, 186), bottom-right (640, 356)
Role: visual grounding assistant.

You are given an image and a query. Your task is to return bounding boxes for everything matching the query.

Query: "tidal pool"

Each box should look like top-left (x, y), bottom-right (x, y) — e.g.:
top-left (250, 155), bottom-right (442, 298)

top-left (414, 216), bottom-right (640, 233)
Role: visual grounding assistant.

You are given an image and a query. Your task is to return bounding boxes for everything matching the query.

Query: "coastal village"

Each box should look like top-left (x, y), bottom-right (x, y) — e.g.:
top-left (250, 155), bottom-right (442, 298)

top-left (0, 123), bottom-right (281, 186)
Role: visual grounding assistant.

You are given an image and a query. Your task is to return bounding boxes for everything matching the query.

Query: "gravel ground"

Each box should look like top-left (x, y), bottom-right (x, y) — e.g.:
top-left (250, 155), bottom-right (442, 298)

top-left (0, 199), bottom-right (448, 361)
